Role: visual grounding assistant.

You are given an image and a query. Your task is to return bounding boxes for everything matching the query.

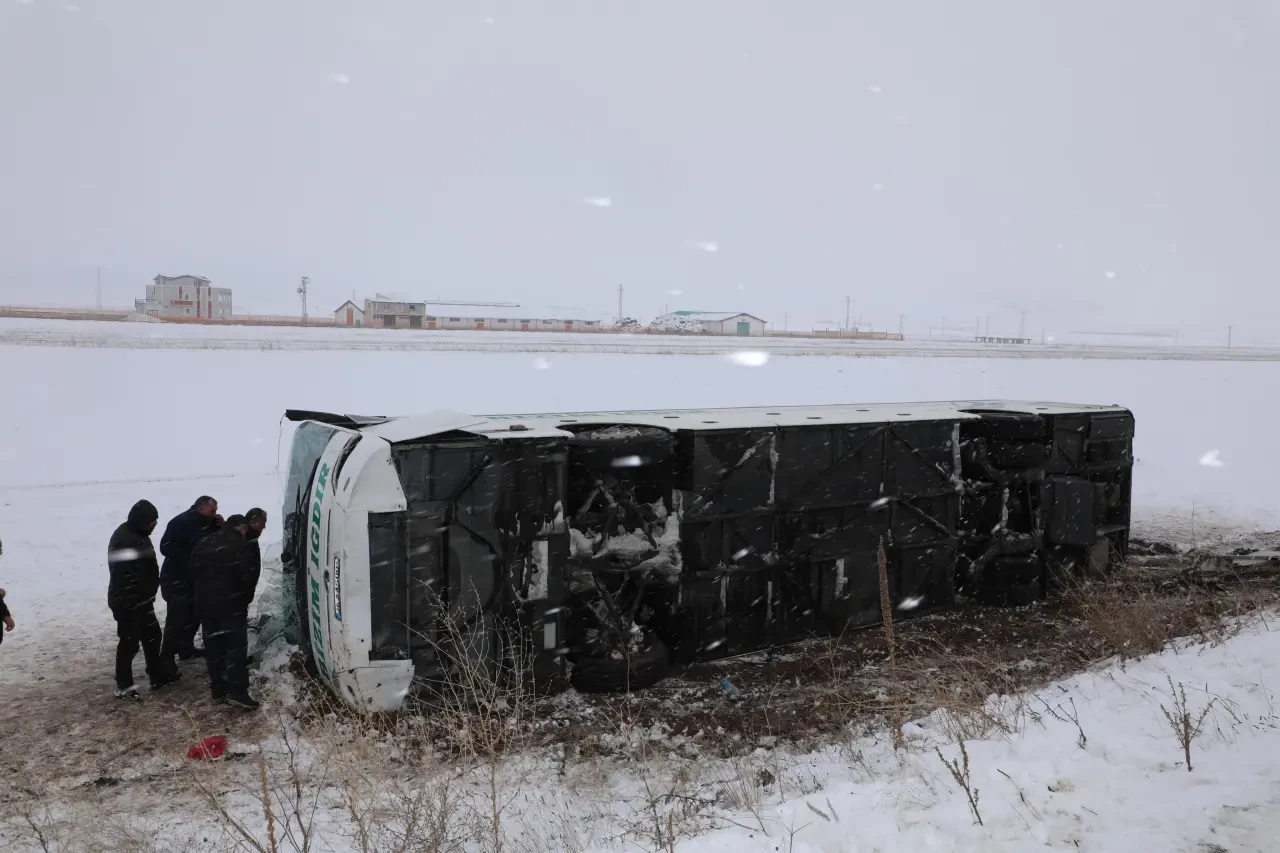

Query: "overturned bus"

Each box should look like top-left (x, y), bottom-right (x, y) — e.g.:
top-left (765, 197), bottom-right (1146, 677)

top-left (280, 401), bottom-right (1133, 711)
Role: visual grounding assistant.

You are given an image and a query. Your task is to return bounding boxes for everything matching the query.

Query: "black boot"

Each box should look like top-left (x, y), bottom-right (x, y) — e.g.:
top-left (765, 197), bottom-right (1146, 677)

top-left (150, 670), bottom-right (182, 690)
top-left (225, 693), bottom-right (260, 711)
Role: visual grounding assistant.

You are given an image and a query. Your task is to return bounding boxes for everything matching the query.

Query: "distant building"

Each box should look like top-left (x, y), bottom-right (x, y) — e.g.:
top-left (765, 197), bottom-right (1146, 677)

top-left (135, 275), bottom-right (232, 320)
top-left (426, 315), bottom-right (603, 332)
top-left (655, 311), bottom-right (767, 336)
top-left (364, 298), bottom-right (426, 329)
top-left (334, 300), bottom-right (365, 327)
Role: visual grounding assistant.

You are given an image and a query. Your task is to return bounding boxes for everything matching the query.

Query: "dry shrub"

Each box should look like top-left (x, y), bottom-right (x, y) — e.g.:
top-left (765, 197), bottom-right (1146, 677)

top-left (5, 785), bottom-right (206, 853)
top-left (1063, 573), bottom-right (1175, 661)
top-left (1159, 677), bottom-right (1216, 773)
top-left (890, 638), bottom-right (1029, 743)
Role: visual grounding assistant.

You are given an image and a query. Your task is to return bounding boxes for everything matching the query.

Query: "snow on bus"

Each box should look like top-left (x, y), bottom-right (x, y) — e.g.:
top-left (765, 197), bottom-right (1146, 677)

top-left (277, 401), bottom-right (1134, 711)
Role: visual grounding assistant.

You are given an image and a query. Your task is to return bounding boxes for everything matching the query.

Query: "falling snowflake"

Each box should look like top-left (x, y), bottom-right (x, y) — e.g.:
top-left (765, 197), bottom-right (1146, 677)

top-left (897, 595), bottom-right (925, 611)
top-left (667, 289), bottom-right (684, 296)
top-left (1199, 449), bottom-right (1224, 468)
top-left (870, 497), bottom-right (891, 509)
top-left (331, 73), bottom-right (350, 84)
top-left (1105, 270), bottom-right (1117, 279)
top-left (690, 241), bottom-right (719, 253)
top-left (581, 196), bottom-right (612, 208)
top-left (727, 351), bottom-right (769, 367)
top-left (532, 356), bottom-right (551, 370)
top-left (872, 183), bottom-right (884, 191)
top-left (867, 85), bottom-right (882, 94)
top-left (611, 455), bottom-right (644, 468)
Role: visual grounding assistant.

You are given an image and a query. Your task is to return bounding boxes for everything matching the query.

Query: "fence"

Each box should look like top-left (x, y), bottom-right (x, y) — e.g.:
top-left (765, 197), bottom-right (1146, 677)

top-left (765, 329), bottom-right (906, 341)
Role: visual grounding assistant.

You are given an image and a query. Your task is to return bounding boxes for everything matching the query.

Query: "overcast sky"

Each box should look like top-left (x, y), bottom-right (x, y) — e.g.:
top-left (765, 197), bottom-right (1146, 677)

top-left (1, 1), bottom-right (1277, 341)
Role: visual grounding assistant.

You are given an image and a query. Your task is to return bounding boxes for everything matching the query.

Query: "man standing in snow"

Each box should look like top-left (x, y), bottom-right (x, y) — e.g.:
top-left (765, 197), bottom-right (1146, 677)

top-left (191, 514), bottom-right (261, 710)
top-left (0, 591), bottom-right (12, 643)
top-left (0, 536), bottom-right (14, 644)
top-left (244, 507), bottom-right (267, 571)
top-left (159, 496), bottom-right (221, 674)
top-left (108, 500), bottom-right (177, 699)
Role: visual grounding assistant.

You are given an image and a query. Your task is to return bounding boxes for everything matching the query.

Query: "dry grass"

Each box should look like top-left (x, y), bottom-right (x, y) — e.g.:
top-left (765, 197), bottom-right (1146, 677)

top-left (1064, 575), bottom-right (1176, 661)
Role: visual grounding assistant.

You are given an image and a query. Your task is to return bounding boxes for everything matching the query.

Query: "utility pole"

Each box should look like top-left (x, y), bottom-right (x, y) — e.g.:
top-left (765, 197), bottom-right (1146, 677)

top-left (298, 276), bottom-right (310, 325)
top-left (95, 265), bottom-right (102, 310)
top-left (844, 296), bottom-right (851, 335)
top-left (617, 283), bottom-right (624, 321)
top-left (1227, 325), bottom-right (1233, 350)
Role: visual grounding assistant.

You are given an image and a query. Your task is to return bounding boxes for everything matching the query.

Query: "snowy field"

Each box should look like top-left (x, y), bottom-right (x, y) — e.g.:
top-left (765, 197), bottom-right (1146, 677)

top-left (2, 332), bottom-right (1278, 851)
top-left (4, 317), bottom-right (1280, 361)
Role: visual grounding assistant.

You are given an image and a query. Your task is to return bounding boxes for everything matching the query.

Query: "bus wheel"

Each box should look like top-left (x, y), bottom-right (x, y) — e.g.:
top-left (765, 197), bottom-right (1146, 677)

top-left (570, 628), bottom-right (670, 693)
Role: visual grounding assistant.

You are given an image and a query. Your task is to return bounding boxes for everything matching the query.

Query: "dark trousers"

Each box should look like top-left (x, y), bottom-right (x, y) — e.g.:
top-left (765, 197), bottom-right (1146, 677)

top-left (113, 607), bottom-right (163, 689)
top-left (160, 593), bottom-right (201, 671)
top-left (204, 611), bottom-right (249, 697)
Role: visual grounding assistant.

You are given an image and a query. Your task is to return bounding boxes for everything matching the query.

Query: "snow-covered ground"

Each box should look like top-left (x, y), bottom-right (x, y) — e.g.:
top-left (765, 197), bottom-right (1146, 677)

top-left (4, 317), bottom-right (1280, 361)
top-left (664, 620), bottom-right (1280, 852)
top-left (2, 332), bottom-right (1278, 851)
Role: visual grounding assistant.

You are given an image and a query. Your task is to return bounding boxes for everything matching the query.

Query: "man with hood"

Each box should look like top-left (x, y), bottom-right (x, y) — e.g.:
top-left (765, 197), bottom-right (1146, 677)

top-left (191, 514), bottom-right (261, 710)
top-left (159, 496), bottom-right (221, 674)
top-left (108, 500), bottom-right (176, 699)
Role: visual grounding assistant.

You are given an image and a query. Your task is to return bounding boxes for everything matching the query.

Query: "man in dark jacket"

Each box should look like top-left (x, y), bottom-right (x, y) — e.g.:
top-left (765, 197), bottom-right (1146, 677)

top-left (245, 507), bottom-right (267, 567)
top-left (108, 500), bottom-right (177, 699)
top-left (0, 589), bottom-right (13, 645)
top-left (159, 496), bottom-right (221, 673)
top-left (191, 514), bottom-right (261, 710)
top-left (0, 536), bottom-right (12, 644)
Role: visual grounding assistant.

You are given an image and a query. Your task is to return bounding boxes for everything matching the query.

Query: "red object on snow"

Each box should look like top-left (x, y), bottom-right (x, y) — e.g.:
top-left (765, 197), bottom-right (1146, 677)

top-left (187, 735), bottom-right (228, 761)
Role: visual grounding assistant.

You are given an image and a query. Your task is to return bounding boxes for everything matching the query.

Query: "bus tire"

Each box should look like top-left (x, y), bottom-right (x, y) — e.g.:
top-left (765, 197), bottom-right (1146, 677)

top-left (570, 629), bottom-right (670, 693)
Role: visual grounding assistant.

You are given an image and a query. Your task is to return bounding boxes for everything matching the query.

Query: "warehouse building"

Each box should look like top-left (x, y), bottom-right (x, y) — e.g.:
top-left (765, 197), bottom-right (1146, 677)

top-left (135, 274), bottom-right (233, 320)
top-left (653, 311), bottom-right (767, 336)
top-left (363, 298), bottom-right (427, 328)
top-left (426, 316), bottom-right (604, 332)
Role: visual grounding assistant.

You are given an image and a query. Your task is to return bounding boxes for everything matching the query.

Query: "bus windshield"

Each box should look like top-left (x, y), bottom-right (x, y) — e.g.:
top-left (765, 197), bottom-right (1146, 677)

top-left (281, 421), bottom-right (339, 643)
